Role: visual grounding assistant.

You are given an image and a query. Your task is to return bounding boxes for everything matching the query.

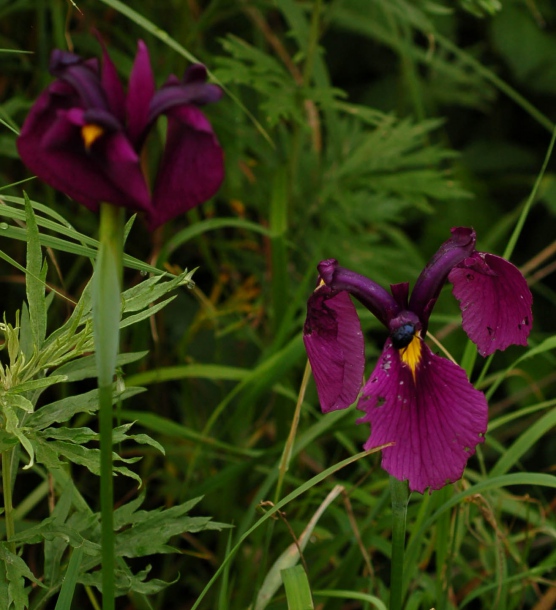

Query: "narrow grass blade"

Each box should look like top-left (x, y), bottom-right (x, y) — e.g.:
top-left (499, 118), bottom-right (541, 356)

top-left (54, 546), bottom-right (84, 610)
top-left (282, 565), bottom-right (313, 610)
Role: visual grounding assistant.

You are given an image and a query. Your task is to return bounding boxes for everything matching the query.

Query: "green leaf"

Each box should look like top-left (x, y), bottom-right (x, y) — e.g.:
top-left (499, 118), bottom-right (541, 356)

top-left (282, 565), bottom-right (313, 610)
top-left (13, 520), bottom-right (100, 555)
top-left (93, 203), bottom-right (124, 386)
top-left (27, 387), bottom-right (145, 430)
top-left (115, 498), bottom-right (230, 558)
top-left (4, 394), bottom-right (34, 413)
top-left (313, 590), bottom-right (387, 610)
top-left (490, 407), bottom-right (556, 477)
top-left (32, 435), bottom-right (143, 485)
top-left (54, 351), bottom-right (148, 383)
top-left (54, 546), bottom-right (83, 610)
top-left (113, 492), bottom-right (147, 530)
top-left (120, 296), bottom-right (176, 329)
top-left (0, 431), bottom-right (18, 452)
top-left (24, 192), bottom-right (47, 350)
top-left (0, 543), bottom-right (45, 610)
top-left (8, 375), bottom-right (67, 395)
top-left (121, 270), bottom-right (191, 313)
top-left (79, 564), bottom-right (176, 596)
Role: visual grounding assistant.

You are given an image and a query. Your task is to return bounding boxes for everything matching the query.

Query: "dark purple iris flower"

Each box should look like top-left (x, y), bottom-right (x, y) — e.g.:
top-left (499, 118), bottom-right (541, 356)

top-left (303, 227), bottom-right (533, 493)
top-left (17, 40), bottom-right (224, 230)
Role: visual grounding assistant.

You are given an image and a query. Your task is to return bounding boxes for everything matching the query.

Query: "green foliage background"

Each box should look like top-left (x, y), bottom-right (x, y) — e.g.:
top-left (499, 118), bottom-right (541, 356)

top-left (1, 0), bottom-right (556, 608)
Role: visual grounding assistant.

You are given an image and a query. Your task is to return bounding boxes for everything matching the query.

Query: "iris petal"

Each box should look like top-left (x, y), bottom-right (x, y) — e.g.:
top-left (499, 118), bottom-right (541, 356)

top-left (127, 40), bottom-right (156, 148)
top-left (99, 42), bottom-right (126, 123)
top-left (49, 50), bottom-right (108, 111)
top-left (449, 252), bottom-right (533, 356)
top-left (358, 339), bottom-right (487, 493)
top-left (18, 41), bottom-right (223, 229)
top-left (149, 105), bottom-right (224, 230)
top-left (303, 285), bottom-right (365, 413)
top-left (148, 78), bottom-right (222, 126)
top-left (18, 97), bottom-right (150, 213)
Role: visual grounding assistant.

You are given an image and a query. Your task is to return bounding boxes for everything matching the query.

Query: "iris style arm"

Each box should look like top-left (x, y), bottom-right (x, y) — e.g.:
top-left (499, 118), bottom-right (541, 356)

top-left (318, 259), bottom-right (399, 327)
top-left (409, 227), bottom-right (476, 334)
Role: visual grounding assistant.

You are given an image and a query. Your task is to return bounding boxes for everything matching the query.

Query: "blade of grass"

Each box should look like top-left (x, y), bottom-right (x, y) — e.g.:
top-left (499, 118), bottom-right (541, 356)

top-left (53, 546), bottom-right (84, 610)
top-left (190, 448), bottom-right (388, 610)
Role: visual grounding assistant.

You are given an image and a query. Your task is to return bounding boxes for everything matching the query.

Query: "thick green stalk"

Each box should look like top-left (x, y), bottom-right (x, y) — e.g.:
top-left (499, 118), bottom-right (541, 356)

top-left (1, 448), bottom-right (16, 553)
top-left (389, 476), bottom-right (409, 610)
top-left (93, 203), bottom-right (124, 610)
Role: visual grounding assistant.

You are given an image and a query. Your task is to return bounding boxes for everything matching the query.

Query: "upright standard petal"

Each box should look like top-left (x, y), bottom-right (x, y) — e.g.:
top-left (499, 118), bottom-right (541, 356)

top-left (449, 252), bottom-right (533, 356)
top-left (303, 283), bottom-right (365, 413)
top-left (409, 227), bottom-right (476, 333)
top-left (357, 338), bottom-right (487, 493)
top-left (98, 39), bottom-right (126, 123)
top-left (126, 40), bottom-right (156, 148)
top-left (149, 105), bottom-right (224, 230)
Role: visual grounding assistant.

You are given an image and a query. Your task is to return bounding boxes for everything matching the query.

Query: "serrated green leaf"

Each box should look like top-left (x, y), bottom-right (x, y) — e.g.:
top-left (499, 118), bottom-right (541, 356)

top-left (113, 492), bottom-right (147, 530)
top-left (125, 433), bottom-right (165, 455)
top-left (54, 351), bottom-right (148, 382)
top-left (27, 386), bottom-right (145, 430)
top-left (33, 435), bottom-right (143, 484)
top-left (0, 543), bottom-right (45, 610)
top-left (8, 375), bottom-right (67, 394)
top-left (120, 296), bottom-right (176, 329)
top-left (112, 424), bottom-right (165, 454)
top-left (121, 271), bottom-right (187, 313)
top-left (44, 487), bottom-right (73, 586)
top-left (79, 564), bottom-right (177, 596)
top-left (115, 498), bottom-right (230, 558)
top-left (13, 521), bottom-right (100, 554)
top-left (41, 427), bottom-right (98, 444)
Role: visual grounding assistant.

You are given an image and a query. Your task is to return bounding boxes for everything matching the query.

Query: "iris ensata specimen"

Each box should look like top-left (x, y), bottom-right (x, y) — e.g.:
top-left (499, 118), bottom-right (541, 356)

top-left (17, 40), bottom-right (224, 230)
top-left (303, 227), bottom-right (533, 493)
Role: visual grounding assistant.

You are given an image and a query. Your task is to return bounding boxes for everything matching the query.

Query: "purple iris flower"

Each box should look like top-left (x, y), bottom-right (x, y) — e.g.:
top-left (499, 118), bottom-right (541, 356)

top-left (17, 40), bottom-right (224, 230)
top-left (303, 227), bottom-right (533, 493)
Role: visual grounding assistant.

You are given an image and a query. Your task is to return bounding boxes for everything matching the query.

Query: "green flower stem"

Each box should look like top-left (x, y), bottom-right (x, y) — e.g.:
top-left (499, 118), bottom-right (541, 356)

top-left (93, 203), bottom-right (125, 610)
top-left (1, 448), bottom-right (16, 553)
top-left (389, 476), bottom-right (409, 610)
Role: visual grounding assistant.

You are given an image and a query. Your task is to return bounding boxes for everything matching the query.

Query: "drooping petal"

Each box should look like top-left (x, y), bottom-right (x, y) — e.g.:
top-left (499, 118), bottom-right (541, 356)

top-left (126, 40), bottom-right (156, 148)
top-left (303, 284), bottom-right (365, 413)
top-left (357, 338), bottom-right (487, 493)
top-left (317, 259), bottom-right (399, 327)
top-left (409, 227), bottom-right (477, 333)
top-left (149, 105), bottom-right (224, 229)
top-left (448, 252), bottom-right (533, 356)
top-left (17, 92), bottom-right (150, 213)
